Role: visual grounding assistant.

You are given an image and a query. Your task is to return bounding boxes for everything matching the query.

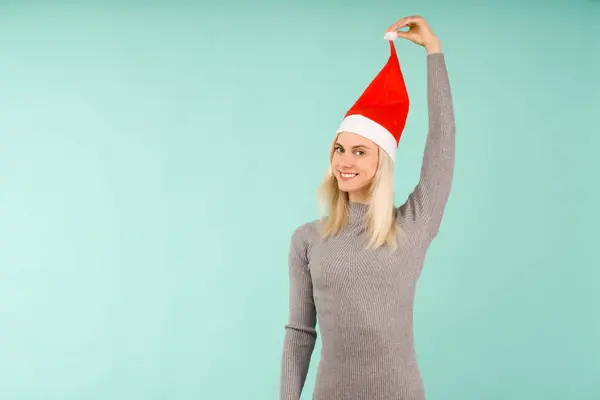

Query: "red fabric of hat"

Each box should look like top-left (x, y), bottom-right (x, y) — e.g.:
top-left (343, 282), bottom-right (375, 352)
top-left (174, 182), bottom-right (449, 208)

top-left (336, 40), bottom-right (410, 162)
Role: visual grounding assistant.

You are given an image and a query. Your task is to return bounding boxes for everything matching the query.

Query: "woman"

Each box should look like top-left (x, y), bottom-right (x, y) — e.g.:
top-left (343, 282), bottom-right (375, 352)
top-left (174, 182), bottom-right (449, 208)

top-left (280, 15), bottom-right (455, 400)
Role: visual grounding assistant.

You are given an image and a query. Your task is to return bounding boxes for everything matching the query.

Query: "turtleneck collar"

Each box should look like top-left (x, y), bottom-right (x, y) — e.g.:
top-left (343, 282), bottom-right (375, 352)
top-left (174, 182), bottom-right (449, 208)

top-left (347, 201), bottom-right (369, 225)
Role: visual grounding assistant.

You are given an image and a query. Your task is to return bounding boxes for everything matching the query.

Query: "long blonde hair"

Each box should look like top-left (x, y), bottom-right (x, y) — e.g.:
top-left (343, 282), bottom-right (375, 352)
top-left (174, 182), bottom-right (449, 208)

top-left (317, 135), bottom-right (405, 251)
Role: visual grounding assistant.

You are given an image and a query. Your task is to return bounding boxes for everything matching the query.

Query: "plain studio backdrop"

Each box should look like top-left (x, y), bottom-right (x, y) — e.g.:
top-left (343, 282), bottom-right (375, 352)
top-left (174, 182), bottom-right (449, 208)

top-left (1, 0), bottom-right (598, 399)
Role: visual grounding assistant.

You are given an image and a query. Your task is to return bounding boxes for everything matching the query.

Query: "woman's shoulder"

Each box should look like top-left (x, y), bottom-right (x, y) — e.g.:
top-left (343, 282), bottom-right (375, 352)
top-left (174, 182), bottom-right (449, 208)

top-left (288, 218), bottom-right (323, 265)
top-left (290, 217), bottom-right (323, 243)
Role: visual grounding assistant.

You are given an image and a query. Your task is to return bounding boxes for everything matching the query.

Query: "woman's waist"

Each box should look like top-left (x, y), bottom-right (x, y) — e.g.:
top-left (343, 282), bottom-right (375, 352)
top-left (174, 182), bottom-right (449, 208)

top-left (320, 325), bottom-right (416, 360)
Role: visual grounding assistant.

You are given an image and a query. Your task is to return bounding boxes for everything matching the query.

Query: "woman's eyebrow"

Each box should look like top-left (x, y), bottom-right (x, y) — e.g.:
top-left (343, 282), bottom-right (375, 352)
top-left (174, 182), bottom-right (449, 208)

top-left (335, 143), bottom-right (370, 150)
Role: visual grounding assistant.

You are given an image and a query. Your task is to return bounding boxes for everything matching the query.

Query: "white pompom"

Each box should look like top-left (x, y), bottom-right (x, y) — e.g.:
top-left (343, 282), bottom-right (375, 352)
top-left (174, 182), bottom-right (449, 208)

top-left (384, 31), bottom-right (398, 41)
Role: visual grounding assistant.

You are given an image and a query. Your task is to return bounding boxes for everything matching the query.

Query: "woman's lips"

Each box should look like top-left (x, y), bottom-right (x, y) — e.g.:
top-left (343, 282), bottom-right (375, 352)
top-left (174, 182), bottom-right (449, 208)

top-left (338, 172), bottom-right (358, 181)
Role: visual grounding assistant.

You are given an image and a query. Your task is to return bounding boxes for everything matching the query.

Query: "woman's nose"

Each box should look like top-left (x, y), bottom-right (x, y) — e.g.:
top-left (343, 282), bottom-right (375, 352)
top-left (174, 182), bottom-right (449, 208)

top-left (339, 153), bottom-right (354, 166)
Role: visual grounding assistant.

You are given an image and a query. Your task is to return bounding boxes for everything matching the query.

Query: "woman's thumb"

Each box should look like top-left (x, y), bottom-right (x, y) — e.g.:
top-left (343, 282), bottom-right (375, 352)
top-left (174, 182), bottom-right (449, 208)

top-left (396, 30), bottom-right (411, 40)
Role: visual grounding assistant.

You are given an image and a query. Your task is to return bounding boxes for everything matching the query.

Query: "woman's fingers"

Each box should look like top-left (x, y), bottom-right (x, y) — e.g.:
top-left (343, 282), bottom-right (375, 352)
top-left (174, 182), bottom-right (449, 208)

top-left (385, 17), bottom-right (420, 44)
top-left (384, 15), bottom-right (439, 51)
top-left (386, 15), bottom-right (424, 33)
top-left (395, 30), bottom-right (412, 40)
top-left (385, 17), bottom-right (406, 33)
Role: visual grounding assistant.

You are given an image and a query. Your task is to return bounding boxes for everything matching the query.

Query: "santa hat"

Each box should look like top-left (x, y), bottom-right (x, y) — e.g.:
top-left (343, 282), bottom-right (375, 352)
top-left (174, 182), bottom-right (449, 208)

top-left (335, 31), bottom-right (409, 162)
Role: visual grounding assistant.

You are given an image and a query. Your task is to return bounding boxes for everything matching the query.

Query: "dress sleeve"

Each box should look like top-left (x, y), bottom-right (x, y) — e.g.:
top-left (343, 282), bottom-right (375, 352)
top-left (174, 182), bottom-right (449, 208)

top-left (279, 224), bottom-right (317, 400)
top-left (396, 52), bottom-right (456, 241)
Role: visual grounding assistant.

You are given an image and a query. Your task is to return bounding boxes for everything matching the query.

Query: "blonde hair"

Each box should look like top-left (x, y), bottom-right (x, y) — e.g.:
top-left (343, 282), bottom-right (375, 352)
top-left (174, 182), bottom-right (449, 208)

top-left (317, 135), bottom-right (406, 251)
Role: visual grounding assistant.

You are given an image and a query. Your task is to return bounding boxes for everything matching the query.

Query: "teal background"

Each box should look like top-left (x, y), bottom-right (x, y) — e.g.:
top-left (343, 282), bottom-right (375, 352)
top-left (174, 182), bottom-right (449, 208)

top-left (1, 0), bottom-right (599, 399)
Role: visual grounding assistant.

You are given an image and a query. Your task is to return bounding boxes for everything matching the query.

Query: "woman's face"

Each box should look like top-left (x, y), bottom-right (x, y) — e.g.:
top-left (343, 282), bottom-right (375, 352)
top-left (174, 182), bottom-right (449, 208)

top-left (331, 132), bottom-right (379, 198)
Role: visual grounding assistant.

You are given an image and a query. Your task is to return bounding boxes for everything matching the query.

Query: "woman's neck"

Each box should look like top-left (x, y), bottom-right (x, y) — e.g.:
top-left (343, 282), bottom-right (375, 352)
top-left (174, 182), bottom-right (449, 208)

top-left (348, 190), bottom-right (371, 205)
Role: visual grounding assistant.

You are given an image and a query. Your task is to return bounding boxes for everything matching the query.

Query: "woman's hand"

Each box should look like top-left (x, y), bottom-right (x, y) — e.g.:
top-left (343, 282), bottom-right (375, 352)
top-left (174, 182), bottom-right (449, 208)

top-left (385, 15), bottom-right (441, 54)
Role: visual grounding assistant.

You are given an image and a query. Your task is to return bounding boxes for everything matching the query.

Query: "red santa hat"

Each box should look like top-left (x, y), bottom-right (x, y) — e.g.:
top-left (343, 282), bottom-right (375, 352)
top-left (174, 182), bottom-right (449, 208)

top-left (335, 32), bottom-right (409, 162)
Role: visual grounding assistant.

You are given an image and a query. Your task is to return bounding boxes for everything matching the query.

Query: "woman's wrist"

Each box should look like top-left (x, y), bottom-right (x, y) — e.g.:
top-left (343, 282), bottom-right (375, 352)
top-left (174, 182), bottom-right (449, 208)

top-left (425, 40), bottom-right (442, 55)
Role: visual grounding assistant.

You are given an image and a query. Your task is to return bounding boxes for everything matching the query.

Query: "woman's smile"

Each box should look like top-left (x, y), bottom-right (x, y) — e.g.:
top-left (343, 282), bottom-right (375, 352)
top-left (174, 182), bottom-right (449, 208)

top-left (339, 171), bottom-right (359, 180)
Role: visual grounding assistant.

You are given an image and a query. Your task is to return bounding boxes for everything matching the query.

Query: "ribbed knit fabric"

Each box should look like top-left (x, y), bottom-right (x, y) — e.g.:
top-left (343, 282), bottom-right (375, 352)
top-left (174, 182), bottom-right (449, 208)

top-left (280, 52), bottom-right (455, 400)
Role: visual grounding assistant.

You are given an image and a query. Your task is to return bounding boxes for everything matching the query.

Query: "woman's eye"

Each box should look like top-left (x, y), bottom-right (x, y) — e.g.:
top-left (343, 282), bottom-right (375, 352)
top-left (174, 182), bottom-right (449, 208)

top-left (355, 150), bottom-right (364, 156)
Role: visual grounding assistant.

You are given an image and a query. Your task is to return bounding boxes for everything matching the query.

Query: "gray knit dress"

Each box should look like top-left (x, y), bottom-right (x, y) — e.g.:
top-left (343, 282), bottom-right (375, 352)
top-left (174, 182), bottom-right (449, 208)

top-left (280, 52), bottom-right (455, 400)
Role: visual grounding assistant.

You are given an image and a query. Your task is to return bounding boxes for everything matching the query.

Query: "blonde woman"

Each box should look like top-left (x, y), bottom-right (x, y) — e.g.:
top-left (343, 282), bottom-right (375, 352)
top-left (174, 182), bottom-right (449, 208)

top-left (280, 15), bottom-right (455, 400)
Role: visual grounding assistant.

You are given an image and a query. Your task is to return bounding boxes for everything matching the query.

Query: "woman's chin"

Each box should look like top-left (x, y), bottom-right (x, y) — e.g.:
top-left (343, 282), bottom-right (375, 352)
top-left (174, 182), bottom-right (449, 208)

top-left (337, 181), bottom-right (365, 193)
